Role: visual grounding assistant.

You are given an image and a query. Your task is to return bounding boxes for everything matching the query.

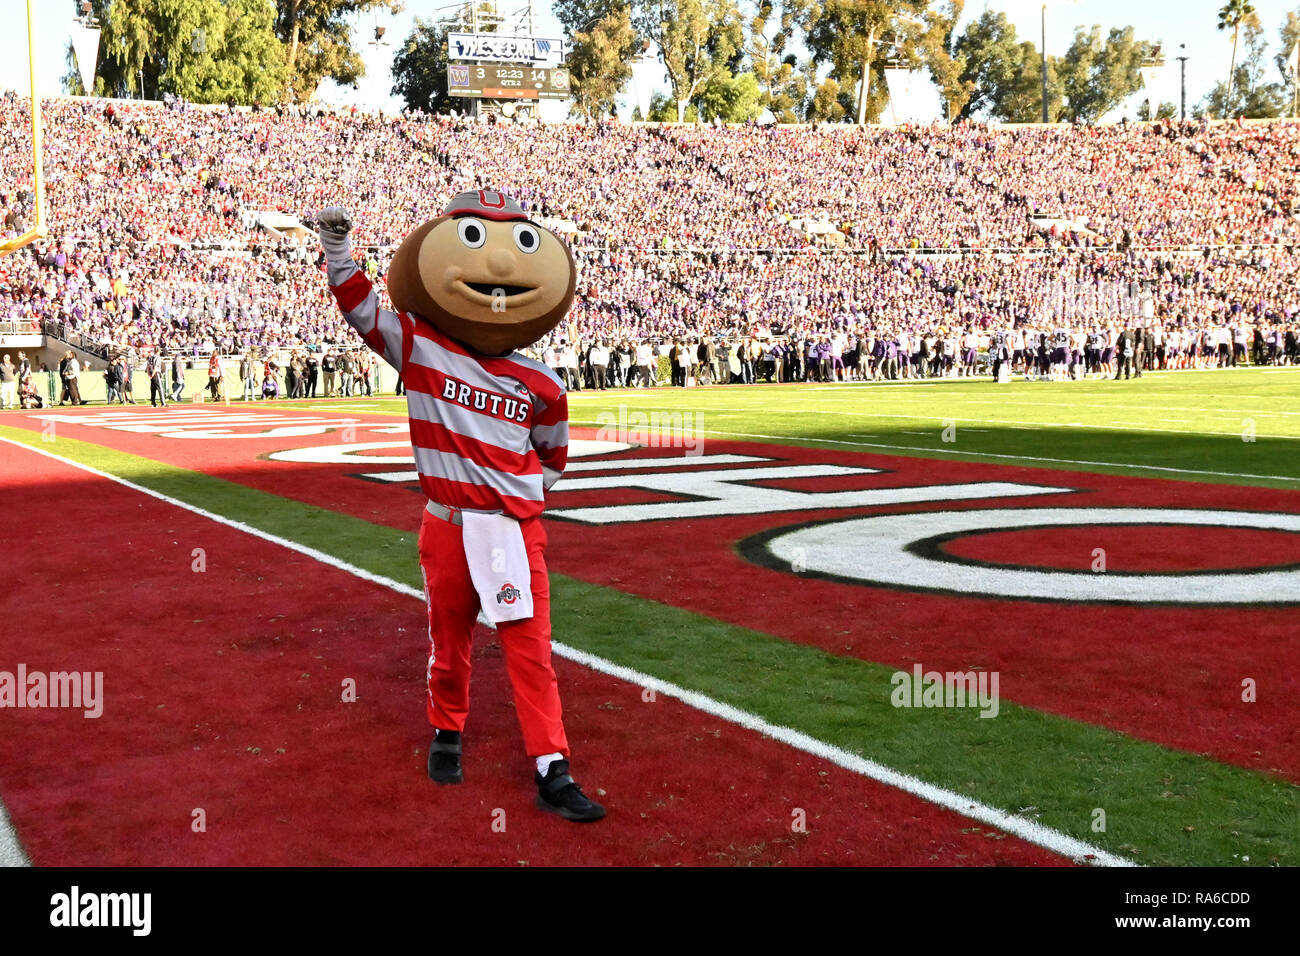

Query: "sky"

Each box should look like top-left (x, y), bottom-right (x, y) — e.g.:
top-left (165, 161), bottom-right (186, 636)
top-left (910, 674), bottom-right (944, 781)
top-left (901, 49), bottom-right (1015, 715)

top-left (1, 0), bottom-right (1297, 121)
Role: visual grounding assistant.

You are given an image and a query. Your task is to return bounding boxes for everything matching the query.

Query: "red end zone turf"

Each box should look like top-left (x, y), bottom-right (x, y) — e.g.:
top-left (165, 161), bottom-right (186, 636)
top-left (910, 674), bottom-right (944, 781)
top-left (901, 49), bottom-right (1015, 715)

top-left (12, 407), bottom-right (1297, 784)
top-left (0, 441), bottom-right (1065, 866)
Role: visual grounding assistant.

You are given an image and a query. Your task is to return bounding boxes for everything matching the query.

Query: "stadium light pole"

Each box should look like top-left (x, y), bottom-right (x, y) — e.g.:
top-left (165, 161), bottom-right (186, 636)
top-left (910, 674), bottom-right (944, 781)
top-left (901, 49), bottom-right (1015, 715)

top-left (1041, 4), bottom-right (1048, 123)
top-left (1292, 41), bottom-right (1299, 118)
top-left (1040, 2), bottom-right (1078, 125)
top-left (1176, 45), bottom-right (1188, 121)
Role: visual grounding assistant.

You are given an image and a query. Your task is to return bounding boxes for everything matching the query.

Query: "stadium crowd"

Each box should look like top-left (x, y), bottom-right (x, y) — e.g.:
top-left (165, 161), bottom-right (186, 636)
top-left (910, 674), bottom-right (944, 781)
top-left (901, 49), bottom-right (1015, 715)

top-left (2, 91), bottom-right (1298, 398)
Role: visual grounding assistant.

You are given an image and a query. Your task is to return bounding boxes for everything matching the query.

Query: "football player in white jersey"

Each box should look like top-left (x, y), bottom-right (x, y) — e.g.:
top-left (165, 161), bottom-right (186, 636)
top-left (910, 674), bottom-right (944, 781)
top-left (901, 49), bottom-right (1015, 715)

top-left (1070, 327), bottom-right (1086, 379)
top-left (960, 328), bottom-right (979, 377)
top-left (1099, 323), bottom-right (1115, 376)
top-left (1050, 327), bottom-right (1070, 380)
top-left (990, 328), bottom-right (1010, 381)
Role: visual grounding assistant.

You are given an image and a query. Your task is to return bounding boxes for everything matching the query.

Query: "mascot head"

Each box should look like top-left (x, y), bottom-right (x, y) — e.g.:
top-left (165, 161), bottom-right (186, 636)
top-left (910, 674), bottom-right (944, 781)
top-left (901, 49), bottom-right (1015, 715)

top-left (386, 190), bottom-right (576, 355)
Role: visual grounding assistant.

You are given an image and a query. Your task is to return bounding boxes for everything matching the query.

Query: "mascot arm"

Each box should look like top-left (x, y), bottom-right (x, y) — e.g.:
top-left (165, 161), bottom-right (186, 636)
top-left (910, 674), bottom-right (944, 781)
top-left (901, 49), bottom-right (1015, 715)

top-left (530, 387), bottom-right (569, 491)
top-left (316, 207), bottom-right (409, 374)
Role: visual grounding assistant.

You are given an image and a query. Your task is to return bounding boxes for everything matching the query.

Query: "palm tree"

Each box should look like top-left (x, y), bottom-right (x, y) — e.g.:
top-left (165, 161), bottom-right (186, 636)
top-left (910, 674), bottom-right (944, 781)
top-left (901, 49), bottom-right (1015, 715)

top-left (1217, 0), bottom-right (1257, 117)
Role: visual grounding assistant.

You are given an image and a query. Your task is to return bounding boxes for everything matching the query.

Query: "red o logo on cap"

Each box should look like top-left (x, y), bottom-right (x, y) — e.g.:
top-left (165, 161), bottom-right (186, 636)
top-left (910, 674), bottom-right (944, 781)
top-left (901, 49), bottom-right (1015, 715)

top-left (478, 190), bottom-right (506, 209)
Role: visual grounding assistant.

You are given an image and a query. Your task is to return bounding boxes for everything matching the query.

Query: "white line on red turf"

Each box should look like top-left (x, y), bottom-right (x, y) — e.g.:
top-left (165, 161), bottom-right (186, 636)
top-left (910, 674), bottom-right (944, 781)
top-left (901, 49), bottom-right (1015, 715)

top-left (671, 428), bottom-right (1300, 483)
top-left (0, 436), bottom-right (1137, 868)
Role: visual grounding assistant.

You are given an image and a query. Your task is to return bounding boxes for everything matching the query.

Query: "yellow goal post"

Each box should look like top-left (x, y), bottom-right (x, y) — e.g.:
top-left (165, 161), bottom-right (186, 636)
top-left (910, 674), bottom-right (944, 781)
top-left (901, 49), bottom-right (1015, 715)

top-left (0, 0), bottom-right (48, 257)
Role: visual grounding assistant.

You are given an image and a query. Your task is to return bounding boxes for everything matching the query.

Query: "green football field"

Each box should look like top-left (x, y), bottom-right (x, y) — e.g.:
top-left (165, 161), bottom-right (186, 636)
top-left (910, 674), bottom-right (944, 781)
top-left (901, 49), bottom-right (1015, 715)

top-left (328, 367), bottom-right (1300, 489)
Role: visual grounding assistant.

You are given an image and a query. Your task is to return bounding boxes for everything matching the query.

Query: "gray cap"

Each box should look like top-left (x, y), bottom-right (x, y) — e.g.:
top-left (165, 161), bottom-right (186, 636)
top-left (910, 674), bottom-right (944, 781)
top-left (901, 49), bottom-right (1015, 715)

top-left (442, 189), bottom-right (527, 222)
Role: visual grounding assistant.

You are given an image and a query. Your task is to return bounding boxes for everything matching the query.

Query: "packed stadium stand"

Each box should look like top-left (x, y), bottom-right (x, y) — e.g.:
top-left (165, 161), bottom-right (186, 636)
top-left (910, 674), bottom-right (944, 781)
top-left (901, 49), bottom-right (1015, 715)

top-left (1, 91), bottom-right (1298, 389)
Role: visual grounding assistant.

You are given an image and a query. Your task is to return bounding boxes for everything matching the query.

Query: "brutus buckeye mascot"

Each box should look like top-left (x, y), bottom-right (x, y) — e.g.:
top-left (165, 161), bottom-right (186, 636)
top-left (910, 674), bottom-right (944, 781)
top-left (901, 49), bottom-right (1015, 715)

top-left (316, 192), bottom-right (603, 822)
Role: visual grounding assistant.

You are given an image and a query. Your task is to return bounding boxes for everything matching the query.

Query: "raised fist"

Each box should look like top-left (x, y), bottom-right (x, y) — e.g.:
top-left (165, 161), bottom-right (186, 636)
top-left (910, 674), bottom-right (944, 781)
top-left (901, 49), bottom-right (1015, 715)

top-left (316, 207), bottom-right (353, 236)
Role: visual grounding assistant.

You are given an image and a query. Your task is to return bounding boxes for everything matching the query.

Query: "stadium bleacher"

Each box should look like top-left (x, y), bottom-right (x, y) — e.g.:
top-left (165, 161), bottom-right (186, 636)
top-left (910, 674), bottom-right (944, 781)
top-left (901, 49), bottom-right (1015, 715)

top-left (1, 92), bottom-right (1298, 385)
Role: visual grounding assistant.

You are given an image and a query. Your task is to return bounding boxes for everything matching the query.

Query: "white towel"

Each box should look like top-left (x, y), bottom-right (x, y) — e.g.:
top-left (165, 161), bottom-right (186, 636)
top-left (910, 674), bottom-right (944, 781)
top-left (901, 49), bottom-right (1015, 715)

top-left (461, 511), bottom-right (534, 624)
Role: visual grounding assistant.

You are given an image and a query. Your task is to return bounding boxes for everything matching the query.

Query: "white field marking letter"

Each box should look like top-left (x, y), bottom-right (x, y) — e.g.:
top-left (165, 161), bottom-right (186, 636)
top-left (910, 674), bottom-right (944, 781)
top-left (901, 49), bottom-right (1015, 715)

top-left (941, 419), bottom-right (957, 443)
top-left (192, 808), bottom-right (206, 832)
top-left (791, 807), bottom-right (807, 833)
top-left (1091, 547), bottom-right (1106, 573)
top-left (1092, 808), bottom-right (1106, 833)
top-left (191, 548), bottom-right (206, 572)
top-left (641, 687), bottom-right (656, 703)
top-left (341, 678), bottom-right (357, 703)
top-left (1242, 418), bottom-right (1256, 443)
top-left (492, 808), bottom-right (507, 833)
top-left (1241, 677), bottom-right (1256, 703)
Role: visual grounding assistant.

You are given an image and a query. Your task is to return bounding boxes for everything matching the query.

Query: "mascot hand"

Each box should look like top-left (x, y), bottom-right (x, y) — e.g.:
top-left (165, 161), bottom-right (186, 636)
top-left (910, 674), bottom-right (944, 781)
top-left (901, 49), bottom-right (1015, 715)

top-left (316, 206), bottom-right (354, 264)
top-left (316, 206), bottom-right (353, 236)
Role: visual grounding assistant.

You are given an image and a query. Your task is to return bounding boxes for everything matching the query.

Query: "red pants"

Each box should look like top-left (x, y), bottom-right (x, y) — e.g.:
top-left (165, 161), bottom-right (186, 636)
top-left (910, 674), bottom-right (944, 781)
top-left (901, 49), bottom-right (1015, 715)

top-left (417, 506), bottom-right (569, 758)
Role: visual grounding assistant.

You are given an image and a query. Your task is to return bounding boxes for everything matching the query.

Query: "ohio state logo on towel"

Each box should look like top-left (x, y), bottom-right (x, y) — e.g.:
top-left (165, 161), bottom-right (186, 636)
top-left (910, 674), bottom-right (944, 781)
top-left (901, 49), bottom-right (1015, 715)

top-left (496, 583), bottom-right (522, 605)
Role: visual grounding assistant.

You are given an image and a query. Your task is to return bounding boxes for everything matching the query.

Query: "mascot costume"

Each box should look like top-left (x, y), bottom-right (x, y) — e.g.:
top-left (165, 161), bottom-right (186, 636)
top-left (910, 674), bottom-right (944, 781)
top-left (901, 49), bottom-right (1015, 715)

top-left (316, 191), bottom-right (603, 822)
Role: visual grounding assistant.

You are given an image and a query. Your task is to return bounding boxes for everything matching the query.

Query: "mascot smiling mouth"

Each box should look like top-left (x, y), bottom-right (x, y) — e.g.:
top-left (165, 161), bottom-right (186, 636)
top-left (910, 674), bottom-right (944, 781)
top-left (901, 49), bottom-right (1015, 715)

top-left (457, 281), bottom-right (540, 303)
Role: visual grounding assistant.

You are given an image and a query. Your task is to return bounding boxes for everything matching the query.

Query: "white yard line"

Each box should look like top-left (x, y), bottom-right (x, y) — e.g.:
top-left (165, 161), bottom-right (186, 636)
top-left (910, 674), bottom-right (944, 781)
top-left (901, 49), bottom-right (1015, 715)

top-left (570, 400), bottom-right (1300, 438)
top-left (665, 427), bottom-right (1300, 483)
top-left (777, 395), bottom-right (1300, 417)
top-left (573, 411), bottom-right (1296, 441)
top-left (831, 409), bottom-right (1292, 440)
top-left (0, 435), bottom-right (1135, 867)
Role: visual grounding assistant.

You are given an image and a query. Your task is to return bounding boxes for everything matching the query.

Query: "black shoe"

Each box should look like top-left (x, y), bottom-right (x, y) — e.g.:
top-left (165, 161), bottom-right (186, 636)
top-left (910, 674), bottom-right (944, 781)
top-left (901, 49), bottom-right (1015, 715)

top-left (535, 759), bottom-right (605, 822)
top-left (427, 730), bottom-right (463, 785)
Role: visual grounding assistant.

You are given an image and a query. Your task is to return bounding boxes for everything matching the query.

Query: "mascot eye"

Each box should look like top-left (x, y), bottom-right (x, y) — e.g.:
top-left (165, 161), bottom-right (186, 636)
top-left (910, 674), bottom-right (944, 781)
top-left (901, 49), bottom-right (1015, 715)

top-left (513, 223), bottom-right (541, 254)
top-left (457, 218), bottom-right (486, 249)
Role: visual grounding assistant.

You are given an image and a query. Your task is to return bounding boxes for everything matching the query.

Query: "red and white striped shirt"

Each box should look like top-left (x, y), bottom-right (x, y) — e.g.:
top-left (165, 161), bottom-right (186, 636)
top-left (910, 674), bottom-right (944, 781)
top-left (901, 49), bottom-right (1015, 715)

top-left (329, 261), bottom-right (568, 520)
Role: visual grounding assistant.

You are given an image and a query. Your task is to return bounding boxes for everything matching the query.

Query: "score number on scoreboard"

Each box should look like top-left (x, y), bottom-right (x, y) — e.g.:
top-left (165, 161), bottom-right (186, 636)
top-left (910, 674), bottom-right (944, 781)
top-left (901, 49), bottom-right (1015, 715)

top-left (447, 63), bottom-right (571, 100)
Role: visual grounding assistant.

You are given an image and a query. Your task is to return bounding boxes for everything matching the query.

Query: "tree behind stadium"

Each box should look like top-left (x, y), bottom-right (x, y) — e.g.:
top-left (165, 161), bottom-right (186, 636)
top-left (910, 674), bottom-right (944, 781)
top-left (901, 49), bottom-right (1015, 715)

top-left (80, 0), bottom-right (284, 101)
top-left (1217, 0), bottom-right (1258, 117)
top-left (390, 18), bottom-right (456, 114)
top-left (953, 9), bottom-right (1061, 122)
top-left (1202, 14), bottom-right (1290, 119)
top-left (797, 0), bottom-right (928, 125)
top-left (633, 0), bottom-right (744, 124)
top-left (552, 1), bottom-right (640, 119)
top-left (79, 0), bottom-right (399, 104)
top-left (565, 4), bottom-right (641, 120)
top-left (1056, 25), bottom-right (1157, 124)
top-left (277, 0), bottom-right (401, 102)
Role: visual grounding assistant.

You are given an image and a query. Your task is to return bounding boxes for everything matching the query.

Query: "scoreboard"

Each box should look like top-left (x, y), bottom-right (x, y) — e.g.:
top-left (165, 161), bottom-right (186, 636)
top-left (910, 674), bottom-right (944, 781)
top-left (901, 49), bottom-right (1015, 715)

top-left (447, 33), bottom-right (564, 67)
top-left (447, 62), bottom-right (570, 100)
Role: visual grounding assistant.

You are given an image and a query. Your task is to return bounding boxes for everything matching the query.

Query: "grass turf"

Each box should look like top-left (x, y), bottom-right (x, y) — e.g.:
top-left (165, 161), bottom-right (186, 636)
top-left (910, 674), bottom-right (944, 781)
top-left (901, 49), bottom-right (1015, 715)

top-left (235, 368), bottom-right (1300, 489)
top-left (4, 424), bottom-right (1297, 867)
